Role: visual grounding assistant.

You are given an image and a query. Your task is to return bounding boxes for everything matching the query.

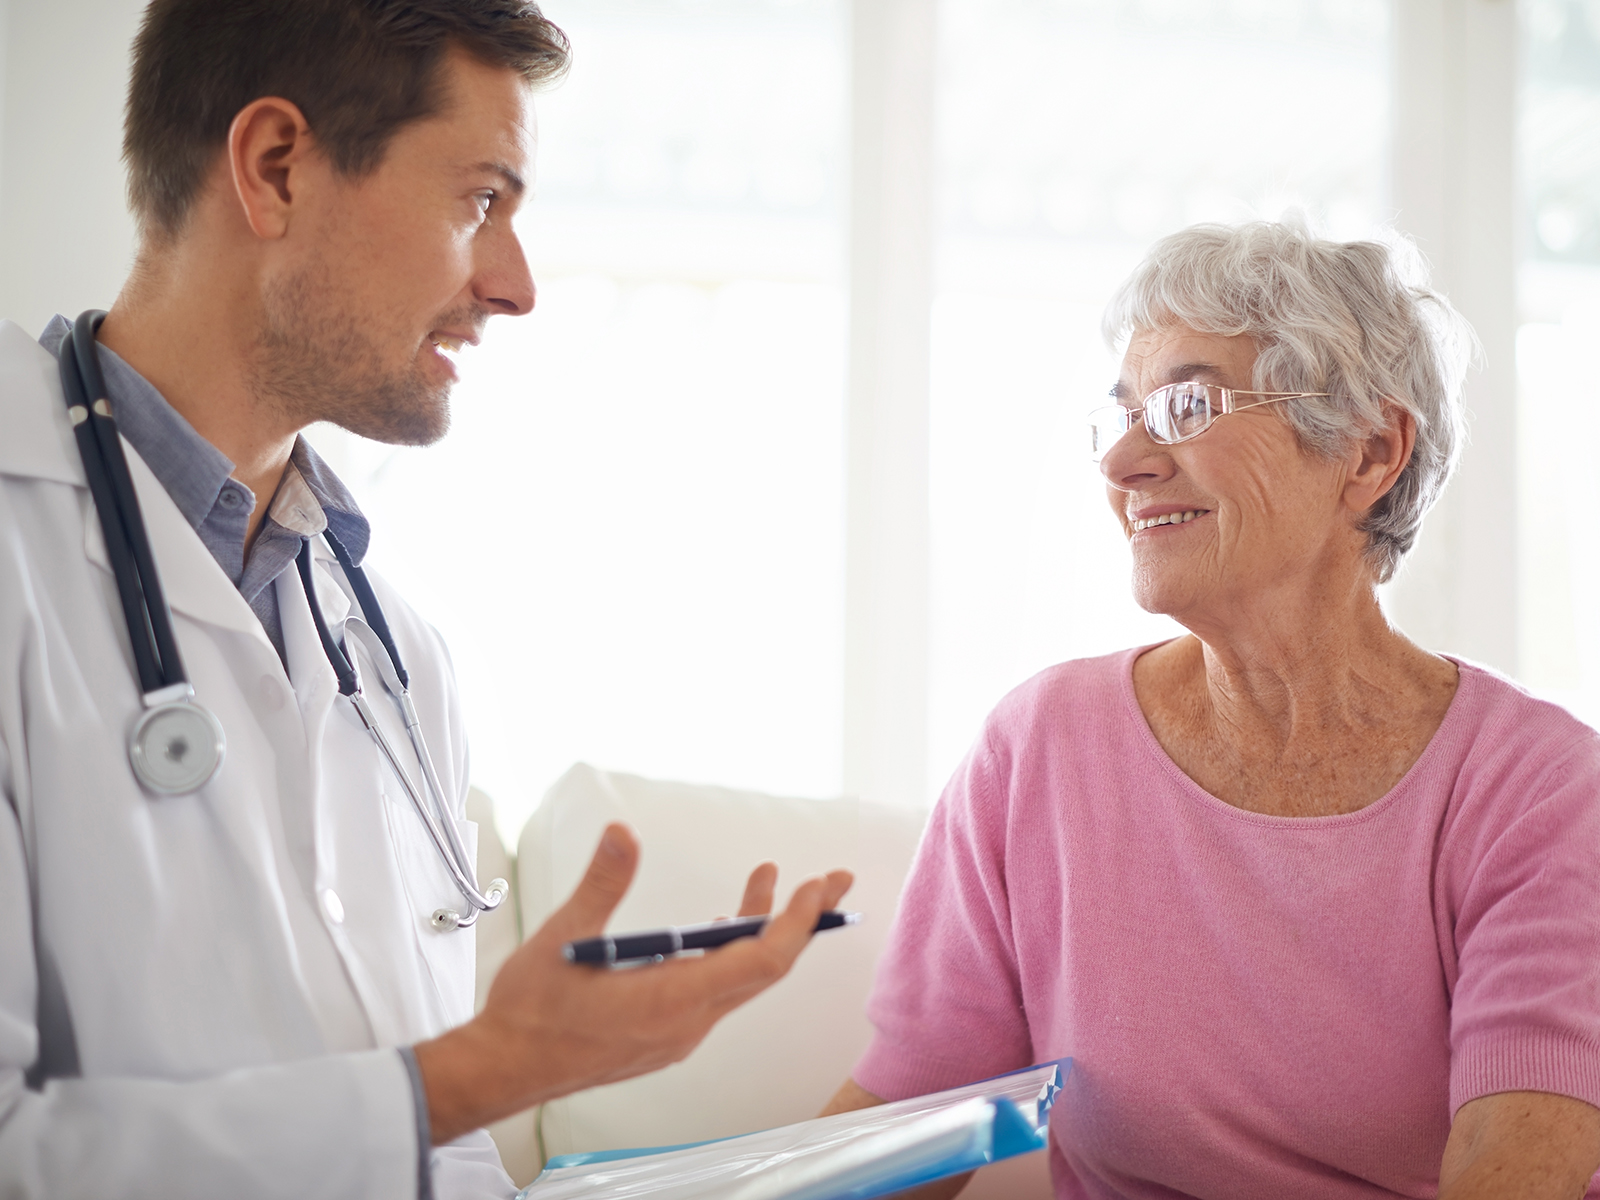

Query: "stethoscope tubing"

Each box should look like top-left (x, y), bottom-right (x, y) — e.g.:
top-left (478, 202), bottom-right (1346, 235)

top-left (60, 310), bottom-right (191, 700)
top-left (396, 687), bottom-right (484, 907)
top-left (347, 688), bottom-right (490, 928)
top-left (297, 539), bottom-right (504, 927)
top-left (314, 534), bottom-right (487, 913)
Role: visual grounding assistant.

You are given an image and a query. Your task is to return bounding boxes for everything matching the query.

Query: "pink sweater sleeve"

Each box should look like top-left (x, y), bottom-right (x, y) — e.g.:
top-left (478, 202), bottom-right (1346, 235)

top-left (853, 732), bottom-right (1034, 1100)
top-left (1444, 735), bottom-right (1600, 1116)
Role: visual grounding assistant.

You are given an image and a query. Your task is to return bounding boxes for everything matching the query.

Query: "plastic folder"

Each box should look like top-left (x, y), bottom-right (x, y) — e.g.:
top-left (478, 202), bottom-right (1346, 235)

top-left (516, 1058), bottom-right (1071, 1200)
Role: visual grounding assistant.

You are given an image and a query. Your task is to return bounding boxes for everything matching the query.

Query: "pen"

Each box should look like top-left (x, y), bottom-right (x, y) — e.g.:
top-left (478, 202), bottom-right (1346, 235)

top-left (564, 910), bottom-right (862, 965)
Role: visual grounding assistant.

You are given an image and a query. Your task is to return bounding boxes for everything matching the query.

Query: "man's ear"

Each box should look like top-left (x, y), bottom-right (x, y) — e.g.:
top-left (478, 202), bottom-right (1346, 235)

top-left (1345, 402), bottom-right (1416, 515)
top-left (226, 97), bottom-right (316, 240)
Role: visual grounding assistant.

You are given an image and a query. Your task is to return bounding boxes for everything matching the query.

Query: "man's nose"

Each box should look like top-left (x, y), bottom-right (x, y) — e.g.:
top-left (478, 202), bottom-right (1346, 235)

top-left (476, 228), bottom-right (536, 317)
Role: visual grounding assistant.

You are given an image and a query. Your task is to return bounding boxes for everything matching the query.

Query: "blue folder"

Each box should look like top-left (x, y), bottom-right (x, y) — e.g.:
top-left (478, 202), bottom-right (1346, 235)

top-left (518, 1057), bottom-right (1072, 1200)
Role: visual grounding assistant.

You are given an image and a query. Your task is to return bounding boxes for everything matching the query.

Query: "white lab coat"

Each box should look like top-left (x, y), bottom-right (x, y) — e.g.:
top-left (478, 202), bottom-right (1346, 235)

top-left (0, 320), bottom-right (516, 1199)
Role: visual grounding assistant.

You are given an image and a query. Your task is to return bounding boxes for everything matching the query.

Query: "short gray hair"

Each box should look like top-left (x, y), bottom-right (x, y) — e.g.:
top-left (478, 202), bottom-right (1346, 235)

top-left (1102, 221), bottom-right (1476, 583)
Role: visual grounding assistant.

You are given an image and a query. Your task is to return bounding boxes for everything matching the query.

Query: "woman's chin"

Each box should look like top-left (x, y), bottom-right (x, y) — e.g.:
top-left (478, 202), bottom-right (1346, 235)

top-left (1129, 568), bottom-right (1205, 621)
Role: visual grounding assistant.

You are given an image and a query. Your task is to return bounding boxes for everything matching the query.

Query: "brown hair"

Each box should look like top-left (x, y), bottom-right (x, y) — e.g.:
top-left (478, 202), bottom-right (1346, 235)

top-left (124, 0), bottom-right (569, 239)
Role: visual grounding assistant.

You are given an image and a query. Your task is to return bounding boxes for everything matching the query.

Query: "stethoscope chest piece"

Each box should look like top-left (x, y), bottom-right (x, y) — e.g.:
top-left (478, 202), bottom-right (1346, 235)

top-left (129, 700), bottom-right (225, 795)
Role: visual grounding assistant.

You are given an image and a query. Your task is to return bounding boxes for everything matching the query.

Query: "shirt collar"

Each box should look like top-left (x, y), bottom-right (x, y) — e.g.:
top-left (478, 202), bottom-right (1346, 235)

top-left (289, 437), bottom-right (370, 565)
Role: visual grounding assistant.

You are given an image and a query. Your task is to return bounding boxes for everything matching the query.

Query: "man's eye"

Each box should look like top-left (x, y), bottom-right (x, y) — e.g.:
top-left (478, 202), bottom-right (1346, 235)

top-left (474, 192), bottom-right (495, 217)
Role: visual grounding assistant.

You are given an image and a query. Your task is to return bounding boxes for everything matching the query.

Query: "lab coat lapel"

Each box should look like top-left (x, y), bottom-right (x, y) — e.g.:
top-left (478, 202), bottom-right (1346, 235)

top-left (276, 550), bottom-right (410, 1045)
top-left (309, 539), bottom-right (354, 628)
top-left (278, 539), bottom-right (353, 826)
top-left (80, 437), bottom-right (279, 653)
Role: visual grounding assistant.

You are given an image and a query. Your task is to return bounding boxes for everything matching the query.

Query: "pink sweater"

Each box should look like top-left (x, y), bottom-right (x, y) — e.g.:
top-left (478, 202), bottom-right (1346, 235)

top-left (854, 648), bottom-right (1600, 1199)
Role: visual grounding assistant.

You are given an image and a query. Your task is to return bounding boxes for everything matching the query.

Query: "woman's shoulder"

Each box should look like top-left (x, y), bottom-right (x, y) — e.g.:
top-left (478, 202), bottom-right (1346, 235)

top-left (1432, 658), bottom-right (1600, 827)
top-left (979, 644), bottom-right (1151, 753)
top-left (1447, 658), bottom-right (1600, 759)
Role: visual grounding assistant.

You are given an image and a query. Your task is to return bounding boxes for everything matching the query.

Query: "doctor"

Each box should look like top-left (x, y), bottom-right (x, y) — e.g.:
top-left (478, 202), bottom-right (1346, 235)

top-left (0, 1), bottom-right (853, 1197)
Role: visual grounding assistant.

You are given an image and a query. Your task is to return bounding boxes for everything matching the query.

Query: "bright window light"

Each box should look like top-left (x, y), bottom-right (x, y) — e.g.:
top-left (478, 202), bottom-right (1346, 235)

top-left (309, 0), bottom-right (848, 843)
top-left (928, 0), bottom-right (1392, 783)
top-left (1517, 0), bottom-right (1600, 722)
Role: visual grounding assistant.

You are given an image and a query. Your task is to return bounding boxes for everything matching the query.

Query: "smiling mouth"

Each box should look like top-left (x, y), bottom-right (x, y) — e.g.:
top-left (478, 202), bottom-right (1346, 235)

top-left (1131, 509), bottom-right (1209, 532)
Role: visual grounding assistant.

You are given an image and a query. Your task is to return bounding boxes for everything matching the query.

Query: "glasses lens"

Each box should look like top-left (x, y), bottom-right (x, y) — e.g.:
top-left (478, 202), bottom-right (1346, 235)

top-left (1147, 382), bottom-right (1216, 444)
top-left (1088, 405), bottom-right (1134, 461)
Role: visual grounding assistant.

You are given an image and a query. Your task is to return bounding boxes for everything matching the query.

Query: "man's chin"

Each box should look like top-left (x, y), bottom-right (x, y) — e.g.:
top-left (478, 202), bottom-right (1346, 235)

top-left (335, 386), bottom-right (451, 447)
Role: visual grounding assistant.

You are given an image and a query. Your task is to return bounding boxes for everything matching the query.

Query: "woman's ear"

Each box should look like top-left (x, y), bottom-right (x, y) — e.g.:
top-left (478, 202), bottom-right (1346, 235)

top-left (226, 96), bottom-right (316, 241)
top-left (1345, 402), bottom-right (1416, 515)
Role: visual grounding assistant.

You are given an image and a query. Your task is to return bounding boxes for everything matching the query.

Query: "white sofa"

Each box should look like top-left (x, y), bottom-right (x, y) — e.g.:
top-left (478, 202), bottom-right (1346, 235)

top-left (468, 765), bottom-right (1052, 1198)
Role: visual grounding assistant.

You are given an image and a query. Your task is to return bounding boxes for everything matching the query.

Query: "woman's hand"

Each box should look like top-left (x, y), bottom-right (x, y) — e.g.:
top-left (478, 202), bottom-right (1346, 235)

top-left (1439, 1090), bottom-right (1600, 1199)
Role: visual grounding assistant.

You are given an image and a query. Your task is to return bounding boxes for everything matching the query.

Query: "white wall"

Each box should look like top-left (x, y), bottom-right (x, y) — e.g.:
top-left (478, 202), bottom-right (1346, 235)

top-left (0, 4), bottom-right (5, 236)
top-left (0, 0), bottom-right (142, 336)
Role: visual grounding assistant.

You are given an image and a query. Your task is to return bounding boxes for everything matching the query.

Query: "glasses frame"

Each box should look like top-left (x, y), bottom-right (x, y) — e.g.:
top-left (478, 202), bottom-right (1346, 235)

top-left (1088, 382), bottom-right (1331, 461)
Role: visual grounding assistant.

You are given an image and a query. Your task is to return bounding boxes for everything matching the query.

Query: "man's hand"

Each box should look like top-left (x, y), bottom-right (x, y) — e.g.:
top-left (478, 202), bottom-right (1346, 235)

top-left (416, 823), bottom-right (853, 1143)
top-left (1438, 1090), bottom-right (1600, 1199)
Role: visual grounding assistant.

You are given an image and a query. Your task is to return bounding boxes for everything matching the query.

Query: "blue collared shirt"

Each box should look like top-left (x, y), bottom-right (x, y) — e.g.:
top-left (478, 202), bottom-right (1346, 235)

top-left (39, 315), bottom-right (371, 668)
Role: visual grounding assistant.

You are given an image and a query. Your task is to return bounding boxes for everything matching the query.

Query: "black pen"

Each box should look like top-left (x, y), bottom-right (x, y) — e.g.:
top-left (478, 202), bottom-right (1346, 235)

top-left (564, 910), bottom-right (862, 965)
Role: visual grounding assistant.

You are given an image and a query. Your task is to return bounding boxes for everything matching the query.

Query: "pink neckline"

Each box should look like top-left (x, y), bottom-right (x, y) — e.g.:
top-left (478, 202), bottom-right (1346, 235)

top-left (1116, 641), bottom-right (1477, 828)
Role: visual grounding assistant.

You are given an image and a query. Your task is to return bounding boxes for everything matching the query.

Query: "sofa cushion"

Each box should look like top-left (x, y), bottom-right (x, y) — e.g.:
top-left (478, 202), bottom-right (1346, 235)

top-left (516, 762), bottom-right (927, 1158)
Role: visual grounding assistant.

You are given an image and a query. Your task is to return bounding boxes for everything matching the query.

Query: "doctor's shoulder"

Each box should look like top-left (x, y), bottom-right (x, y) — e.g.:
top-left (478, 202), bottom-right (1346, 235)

top-left (0, 324), bottom-right (95, 597)
top-left (0, 325), bottom-right (105, 810)
top-left (0, 321), bottom-right (80, 484)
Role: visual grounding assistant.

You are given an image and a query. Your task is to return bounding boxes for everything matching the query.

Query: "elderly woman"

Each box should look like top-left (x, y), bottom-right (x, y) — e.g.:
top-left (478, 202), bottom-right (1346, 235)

top-left (823, 223), bottom-right (1600, 1198)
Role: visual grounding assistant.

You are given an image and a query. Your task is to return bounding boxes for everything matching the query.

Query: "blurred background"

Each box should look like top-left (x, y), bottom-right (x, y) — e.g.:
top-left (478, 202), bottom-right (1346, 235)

top-left (1, 0), bottom-right (1595, 842)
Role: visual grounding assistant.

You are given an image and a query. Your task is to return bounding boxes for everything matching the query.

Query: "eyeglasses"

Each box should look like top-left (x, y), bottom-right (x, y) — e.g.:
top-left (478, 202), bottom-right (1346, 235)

top-left (1088, 382), bottom-right (1330, 462)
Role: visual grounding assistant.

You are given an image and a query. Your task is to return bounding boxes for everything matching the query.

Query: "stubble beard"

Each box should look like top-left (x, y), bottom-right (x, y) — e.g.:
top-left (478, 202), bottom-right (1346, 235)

top-left (254, 264), bottom-right (456, 447)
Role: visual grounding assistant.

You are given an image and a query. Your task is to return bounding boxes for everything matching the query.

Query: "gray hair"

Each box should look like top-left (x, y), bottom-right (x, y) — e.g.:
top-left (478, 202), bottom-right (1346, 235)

top-left (1102, 221), bottom-right (1476, 583)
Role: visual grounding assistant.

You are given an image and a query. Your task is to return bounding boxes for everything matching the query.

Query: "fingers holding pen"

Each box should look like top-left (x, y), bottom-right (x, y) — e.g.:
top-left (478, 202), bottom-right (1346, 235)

top-left (464, 845), bottom-right (854, 1124)
top-left (761, 869), bottom-right (854, 957)
top-left (542, 822), bottom-right (640, 943)
top-left (737, 861), bottom-right (779, 918)
top-left (695, 869), bottom-right (855, 1004)
top-left (544, 859), bottom-right (852, 1010)
top-left (817, 869), bottom-right (855, 911)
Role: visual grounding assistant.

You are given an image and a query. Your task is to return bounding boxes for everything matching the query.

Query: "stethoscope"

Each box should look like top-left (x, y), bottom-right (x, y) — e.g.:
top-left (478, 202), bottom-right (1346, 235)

top-left (58, 310), bottom-right (506, 932)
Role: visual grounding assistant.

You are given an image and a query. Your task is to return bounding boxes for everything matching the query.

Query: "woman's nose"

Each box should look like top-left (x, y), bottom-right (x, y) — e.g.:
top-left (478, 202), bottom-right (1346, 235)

top-left (1099, 420), bottom-right (1174, 490)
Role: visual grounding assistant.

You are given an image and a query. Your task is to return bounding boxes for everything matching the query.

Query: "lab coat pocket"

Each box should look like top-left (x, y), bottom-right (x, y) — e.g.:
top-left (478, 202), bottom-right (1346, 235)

top-left (378, 795), bottom-right (479, 1034)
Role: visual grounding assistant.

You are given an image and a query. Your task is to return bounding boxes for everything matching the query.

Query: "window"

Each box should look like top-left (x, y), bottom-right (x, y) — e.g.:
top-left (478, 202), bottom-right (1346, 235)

top-left (928, 0), bottom-right (1392, 781)
top-left (309, 0), bottom-right (848, 841)
top-left (297, 0), bottom-right (1568, 823)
